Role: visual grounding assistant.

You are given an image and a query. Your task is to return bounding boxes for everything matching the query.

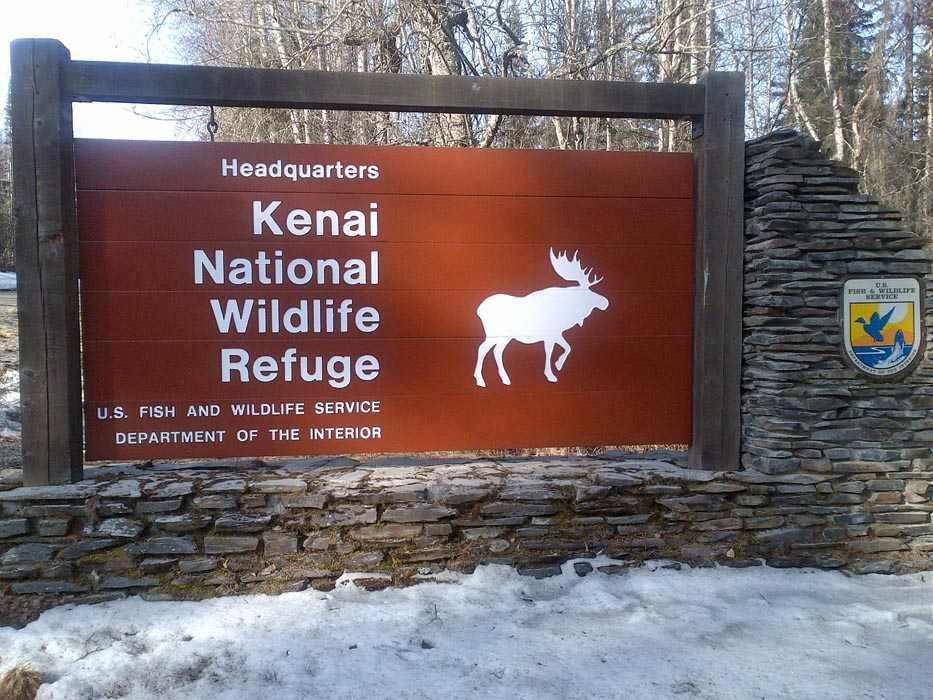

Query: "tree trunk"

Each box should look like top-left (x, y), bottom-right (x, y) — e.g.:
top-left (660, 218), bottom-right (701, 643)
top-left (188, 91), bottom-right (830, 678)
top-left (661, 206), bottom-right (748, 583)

top-left (745, 0), bottom-right (757, 135)
top-left (705, 0), bottom-right (716, 71)
top-left (926, 26), bottom-right (933, 223)
top-left (906, 0), bottom-right (915, 132)
top-left (553, 117), bottom-right (568, 149)
top-left (264, 2), bottom-right (304, 143)
top-left (821, 0), bottom-right (846, 161)
top-left (418, 1), bottom-right (471, 146)
top-left (905, 0), bottom-right (916, 221)
top-left (357, 44), bottom-right (369, 144)
top-left (657, 0), bottom-right (675, 151)
top-left (315, 1), bottom-right (332, 144)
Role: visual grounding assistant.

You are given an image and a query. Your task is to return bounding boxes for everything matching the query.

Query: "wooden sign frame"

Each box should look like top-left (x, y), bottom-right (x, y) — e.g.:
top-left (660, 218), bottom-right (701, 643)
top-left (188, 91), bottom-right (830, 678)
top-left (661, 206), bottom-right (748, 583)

top-left (10, 38), bottom-right (744, 485)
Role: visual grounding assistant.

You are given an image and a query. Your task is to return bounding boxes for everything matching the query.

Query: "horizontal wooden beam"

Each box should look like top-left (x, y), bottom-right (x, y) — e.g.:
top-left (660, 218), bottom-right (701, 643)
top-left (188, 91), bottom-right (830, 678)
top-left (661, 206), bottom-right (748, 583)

top-left (65, 61), bottom-right (705, 119)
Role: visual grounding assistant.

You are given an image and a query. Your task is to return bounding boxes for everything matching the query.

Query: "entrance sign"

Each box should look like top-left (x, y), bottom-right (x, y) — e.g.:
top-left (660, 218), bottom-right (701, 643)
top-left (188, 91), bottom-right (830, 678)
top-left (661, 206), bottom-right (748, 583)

top-left (76, 140), bottom-right (693, 460)
top-left (843, 278), bottom-right (924, 378)
top-left (12, 38), bottom-right (745, 483)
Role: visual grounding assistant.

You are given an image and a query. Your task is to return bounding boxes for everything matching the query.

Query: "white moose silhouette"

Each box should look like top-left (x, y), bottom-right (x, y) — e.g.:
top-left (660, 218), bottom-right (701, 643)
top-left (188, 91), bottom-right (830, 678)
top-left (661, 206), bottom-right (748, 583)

top-left (473, 249), bottom-right (609, 387)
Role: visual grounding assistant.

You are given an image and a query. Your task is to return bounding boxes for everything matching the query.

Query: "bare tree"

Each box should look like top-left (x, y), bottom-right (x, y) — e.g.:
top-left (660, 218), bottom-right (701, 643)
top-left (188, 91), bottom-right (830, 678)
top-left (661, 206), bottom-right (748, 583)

top-left (822, 0), bottom-right (846, 160)
top-left (138, 0), bottom-right (933, 238)
top-left (926, 18), bottom-right (933, 221)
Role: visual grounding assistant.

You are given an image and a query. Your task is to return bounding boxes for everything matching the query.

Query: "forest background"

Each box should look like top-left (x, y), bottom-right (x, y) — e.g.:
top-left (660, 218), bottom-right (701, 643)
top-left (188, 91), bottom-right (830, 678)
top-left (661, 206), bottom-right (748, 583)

top-left (1, 0), bottom-right (932, 269)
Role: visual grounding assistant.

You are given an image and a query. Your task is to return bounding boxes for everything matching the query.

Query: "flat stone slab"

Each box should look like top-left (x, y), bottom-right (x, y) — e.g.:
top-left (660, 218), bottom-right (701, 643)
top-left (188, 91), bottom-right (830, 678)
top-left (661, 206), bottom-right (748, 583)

top-left (729, 471), bottom-right (838, 485)
top-left (36, 519), bottom-right (70, 537)
top-left (215, 513), bottom-right (273, 532)
top-left (12, 580), bottom-right (88, 595)
top-left (592, 472), bottom-right (643, 489)
top-left (262, 532), bottom-right (298, 556)
top-left (280, 493), bottom-right (327, 509)
top-left (192, 495), bottom-right (237, 509)
top-left (0, 483), bottom-right (98, 501)
top-left (153, 513), bottom-right (212, 532)
top-left (101, 576), bottom-right (159, 589)
top-left (93, 518), bottom-right (145, 539)
top-left (204, 479), bottom-right (247, 493)
top-left (0, 518), bottom-right (29, 538)
top-left (204, 536), bottom-right (259, 554)
top-left (144, 481), bottom-right (195, 498)
top-left (311, 506), bottom-right (377, 527)
top-left (136, 499), bottom-right (183, 514)
top-left (1, 543), bottom-right (59, 565)
top-left (60, 539), bottom-right (121, 560)
top-left (128, 537), bottom-right (198, 555)
top-left (139, 558), bottom-right (178, 573)
top-left (179, 557), bottom-right (218, 573)
top-left (249, 479), bottom-right (307, 494)
top-left (381, 505), bottom-right (456, 523)
top-left (353, 524), bottom-right (422, 543)
top-left (99, 480), bottom-right (143, 498)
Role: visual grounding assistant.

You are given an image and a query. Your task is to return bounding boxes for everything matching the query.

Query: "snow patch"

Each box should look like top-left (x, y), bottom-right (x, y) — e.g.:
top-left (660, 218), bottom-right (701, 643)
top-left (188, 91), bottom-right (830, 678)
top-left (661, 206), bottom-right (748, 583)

top-left (0, 369), bottom-right (20, 438)
top-left (1, 560), bottom-right (932, 699)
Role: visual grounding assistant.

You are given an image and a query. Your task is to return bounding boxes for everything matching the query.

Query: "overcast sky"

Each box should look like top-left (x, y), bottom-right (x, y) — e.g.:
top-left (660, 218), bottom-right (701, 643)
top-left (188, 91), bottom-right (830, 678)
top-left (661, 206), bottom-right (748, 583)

top-left (2, 0), bottom-right (193, 140)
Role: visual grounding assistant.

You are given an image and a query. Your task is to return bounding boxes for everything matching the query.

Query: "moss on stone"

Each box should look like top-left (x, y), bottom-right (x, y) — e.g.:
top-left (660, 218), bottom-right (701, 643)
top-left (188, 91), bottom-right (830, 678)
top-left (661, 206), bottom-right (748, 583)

top-left (76, 547), bottom-right (133, 566)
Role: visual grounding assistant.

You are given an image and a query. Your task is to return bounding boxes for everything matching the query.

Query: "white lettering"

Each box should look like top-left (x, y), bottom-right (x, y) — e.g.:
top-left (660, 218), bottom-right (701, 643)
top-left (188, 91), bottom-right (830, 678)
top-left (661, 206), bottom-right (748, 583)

top-left (253, 200), bottom-right (283, 235)
top-left (220, 349), bottom-right (380, 387)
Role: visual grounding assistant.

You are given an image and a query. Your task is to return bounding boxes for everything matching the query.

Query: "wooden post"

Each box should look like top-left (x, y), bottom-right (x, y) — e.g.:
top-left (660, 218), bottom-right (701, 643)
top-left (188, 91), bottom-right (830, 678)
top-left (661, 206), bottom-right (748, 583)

top-left (689, 72), bottom-right (746, 470)
top-left (10, 39), bottom-right (83, 485)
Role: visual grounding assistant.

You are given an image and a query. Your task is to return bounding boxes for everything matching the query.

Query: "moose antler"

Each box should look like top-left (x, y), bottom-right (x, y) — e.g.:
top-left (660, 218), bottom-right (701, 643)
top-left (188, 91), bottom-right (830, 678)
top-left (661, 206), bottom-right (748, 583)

top-left (549, 248), bottom-right (603, 288)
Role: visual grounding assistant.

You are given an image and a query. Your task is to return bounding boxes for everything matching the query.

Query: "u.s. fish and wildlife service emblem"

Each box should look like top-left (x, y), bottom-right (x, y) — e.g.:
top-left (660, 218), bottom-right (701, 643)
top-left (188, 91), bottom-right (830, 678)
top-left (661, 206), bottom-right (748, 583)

top-left (843, 278), bottom-right (924, 378)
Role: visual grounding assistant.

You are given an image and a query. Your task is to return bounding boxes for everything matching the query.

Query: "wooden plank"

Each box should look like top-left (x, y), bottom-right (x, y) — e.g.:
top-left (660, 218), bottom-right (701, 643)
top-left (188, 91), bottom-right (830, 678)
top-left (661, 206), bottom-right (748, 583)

top-left (73, 139), bottom-right (695, 199)
top-left (76, 241), bottom-right (693, 293)
top-left (10, 39), bottom-right (83, 484)
top-left (82, 336), bottom-right (693, 462)
top-left (65, 61), bottom-right (706, 119)
top-left (81, 337), bottom-right (692, 401)
top-left (84, 387), bottom-right (692, 462)
top-left (688, 72), bottom-right (745, 470)
top-left (80, 289), bottom-right (693, 341)
top-left (76, 190), bottom-right (694, 246)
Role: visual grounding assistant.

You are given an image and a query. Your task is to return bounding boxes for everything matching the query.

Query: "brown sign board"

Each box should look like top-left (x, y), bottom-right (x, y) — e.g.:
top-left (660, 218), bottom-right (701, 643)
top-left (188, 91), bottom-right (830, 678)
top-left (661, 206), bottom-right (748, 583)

top-left (75, 140), bottom-right (693, 460)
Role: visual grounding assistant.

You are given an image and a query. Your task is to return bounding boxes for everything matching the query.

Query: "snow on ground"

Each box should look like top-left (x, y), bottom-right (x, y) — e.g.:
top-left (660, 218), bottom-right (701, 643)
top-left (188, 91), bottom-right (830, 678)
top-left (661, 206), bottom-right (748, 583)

top-left (0, 369), bottom-right (20, 438)
top-left (2, 560), bottom-right (932, 700)
top-left (0, 273), bottom-right (15, 291)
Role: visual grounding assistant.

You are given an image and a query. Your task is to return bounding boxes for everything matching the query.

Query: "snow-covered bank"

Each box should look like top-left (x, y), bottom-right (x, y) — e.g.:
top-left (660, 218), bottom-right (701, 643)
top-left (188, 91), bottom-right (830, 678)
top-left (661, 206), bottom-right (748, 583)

top-left (1, 560), bottom-right (931, 700)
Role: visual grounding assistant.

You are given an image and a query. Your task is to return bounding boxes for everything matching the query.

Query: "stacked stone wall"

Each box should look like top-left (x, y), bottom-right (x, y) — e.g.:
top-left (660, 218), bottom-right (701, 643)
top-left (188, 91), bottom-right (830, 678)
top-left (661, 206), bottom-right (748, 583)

top-left (1, 444), bottom-right (929, 626)
top-left (744, 128), bottom-right (933, 473)
top-left (743, 128), bottom-right (933, 557)
top-left (2, 128), bottom-right (933, 623)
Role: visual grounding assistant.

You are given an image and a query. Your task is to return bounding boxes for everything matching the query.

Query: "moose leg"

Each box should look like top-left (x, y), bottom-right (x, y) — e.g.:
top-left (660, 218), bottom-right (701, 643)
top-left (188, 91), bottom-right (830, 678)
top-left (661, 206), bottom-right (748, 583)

top-left (493, 340), bottom-right (512, 385)
top-left (543, 341), bottom-right (558, 382)
top-left (474, 338), bottom-right (495, 388)
top-left (555, 335), bottom-right (572, 371)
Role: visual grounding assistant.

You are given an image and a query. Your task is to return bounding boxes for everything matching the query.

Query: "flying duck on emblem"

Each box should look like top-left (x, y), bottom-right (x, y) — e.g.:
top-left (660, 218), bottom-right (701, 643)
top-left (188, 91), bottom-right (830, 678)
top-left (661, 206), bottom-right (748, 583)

top-left (854, 306), bottom-right (896, 342)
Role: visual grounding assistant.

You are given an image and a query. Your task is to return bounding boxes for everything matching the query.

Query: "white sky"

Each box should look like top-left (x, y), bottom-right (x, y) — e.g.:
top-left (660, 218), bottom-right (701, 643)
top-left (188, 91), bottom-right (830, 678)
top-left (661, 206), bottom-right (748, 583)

top-left (1, 0), bottom-right (194, 140)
